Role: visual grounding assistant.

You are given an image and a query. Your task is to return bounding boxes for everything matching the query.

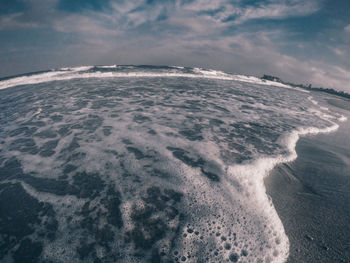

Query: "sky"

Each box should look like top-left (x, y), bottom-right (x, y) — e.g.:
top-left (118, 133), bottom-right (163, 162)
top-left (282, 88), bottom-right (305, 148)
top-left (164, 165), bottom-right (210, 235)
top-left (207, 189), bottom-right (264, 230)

top-left (1, 0), bottom-right (350, 92)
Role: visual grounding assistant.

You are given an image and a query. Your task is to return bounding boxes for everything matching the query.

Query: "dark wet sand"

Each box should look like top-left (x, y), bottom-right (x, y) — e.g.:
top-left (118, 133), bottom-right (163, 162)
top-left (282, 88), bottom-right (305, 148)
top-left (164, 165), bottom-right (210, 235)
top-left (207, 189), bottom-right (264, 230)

top-left (266, 98), bottom-right (350, 263)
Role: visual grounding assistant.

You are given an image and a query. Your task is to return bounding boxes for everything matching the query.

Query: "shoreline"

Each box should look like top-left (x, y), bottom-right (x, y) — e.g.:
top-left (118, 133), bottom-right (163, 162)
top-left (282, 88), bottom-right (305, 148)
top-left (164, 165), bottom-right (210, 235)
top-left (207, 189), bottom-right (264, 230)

top-left (227, 98), bottom-right (344, 263)
top-left (265, 98), bottom-right (350, 262)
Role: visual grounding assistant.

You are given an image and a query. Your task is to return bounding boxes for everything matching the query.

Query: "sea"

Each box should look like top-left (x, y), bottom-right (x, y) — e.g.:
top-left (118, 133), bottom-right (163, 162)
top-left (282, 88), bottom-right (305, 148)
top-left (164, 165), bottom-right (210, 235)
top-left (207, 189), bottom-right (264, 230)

top-left (0, 65), bottom-right (347, 263)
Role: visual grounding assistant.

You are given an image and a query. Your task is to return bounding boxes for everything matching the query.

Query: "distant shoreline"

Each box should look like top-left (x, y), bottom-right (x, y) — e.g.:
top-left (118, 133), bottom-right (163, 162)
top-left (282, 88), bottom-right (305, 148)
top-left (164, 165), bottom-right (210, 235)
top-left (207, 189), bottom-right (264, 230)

top-left (261, 74), bottom-right (350, 100)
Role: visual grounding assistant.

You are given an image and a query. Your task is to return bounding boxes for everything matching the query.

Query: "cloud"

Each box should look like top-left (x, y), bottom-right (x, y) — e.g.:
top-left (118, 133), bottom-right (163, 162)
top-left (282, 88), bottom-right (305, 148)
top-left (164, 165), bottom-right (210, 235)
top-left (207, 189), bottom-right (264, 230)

top-left (0, 0), bottom-right (59, 30)
top-left (53, 14), bottom-right (119, 36)
top-left (345, 24), bottom-right (350, 33)
top-left (51, 0), bottom-right (321, 37)
top-left (0, 0), bottom-right (320, 34)
top-left (307, 64), bottom-right (350, 90)
top-left (144, 30), bottom-right (350, 92)
top-left (180, 0), bottom-right (320, 25)
top-left (0, 13), bottom-right (39, 29)
top-left (233, 1), bottom-right (320, 24)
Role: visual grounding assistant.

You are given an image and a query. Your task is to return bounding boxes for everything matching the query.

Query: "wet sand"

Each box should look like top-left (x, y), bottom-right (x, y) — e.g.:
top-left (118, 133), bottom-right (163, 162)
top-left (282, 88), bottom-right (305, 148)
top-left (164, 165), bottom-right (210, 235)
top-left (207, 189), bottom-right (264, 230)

top-left (266, 97), bottom-right (350, 263)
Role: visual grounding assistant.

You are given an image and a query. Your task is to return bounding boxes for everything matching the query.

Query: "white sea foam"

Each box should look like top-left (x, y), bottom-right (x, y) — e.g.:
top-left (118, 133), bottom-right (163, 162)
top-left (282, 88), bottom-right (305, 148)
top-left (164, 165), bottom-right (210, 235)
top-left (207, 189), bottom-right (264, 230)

top-left (0, 65), bottom-right (309, 93)
top-left (171, 65), bottom-right (185, 69)
top-left (225, 116), bottom-right (341, 262)
top-left (308, 96), bottom-right (318, 105)
top-left (95, 65), bottom-right (118, 68)
top-left (59, 66), bottom-right (94, 71)
top-left (339, 115), bottom-right (347, 122)
top-left (193, 67), bottom-right (231, 77)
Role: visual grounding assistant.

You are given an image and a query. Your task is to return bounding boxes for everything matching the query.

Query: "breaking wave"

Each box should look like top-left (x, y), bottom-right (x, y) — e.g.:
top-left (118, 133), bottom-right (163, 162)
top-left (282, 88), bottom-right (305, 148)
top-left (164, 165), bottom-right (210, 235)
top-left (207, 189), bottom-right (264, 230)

top-left (0, 65), bottom-right (307, 92)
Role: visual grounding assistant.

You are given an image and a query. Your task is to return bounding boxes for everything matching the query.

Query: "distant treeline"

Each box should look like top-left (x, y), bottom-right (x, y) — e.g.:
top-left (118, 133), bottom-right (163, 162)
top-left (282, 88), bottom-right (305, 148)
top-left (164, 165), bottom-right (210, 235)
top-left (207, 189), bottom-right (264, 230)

top-left (261, 75), bottom-right (350, 100)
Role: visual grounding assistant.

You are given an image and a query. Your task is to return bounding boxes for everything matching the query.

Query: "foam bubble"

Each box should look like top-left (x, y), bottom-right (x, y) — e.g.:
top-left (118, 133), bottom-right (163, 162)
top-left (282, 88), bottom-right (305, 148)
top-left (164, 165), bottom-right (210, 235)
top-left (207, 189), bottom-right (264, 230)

top-left (339, 115), bottom-right (347, 122)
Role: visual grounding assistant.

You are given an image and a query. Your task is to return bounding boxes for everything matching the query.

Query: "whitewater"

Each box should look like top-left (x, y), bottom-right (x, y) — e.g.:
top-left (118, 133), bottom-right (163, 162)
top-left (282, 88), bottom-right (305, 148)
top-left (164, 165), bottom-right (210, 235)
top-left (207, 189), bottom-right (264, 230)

top-left (0, 65), bottom-right (346, 262)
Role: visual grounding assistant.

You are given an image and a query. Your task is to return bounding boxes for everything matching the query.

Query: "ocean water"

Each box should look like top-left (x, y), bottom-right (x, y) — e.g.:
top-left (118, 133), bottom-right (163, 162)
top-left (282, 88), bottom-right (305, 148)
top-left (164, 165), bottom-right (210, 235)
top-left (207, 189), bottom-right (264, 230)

top-left (0, 66), bottom-right (346, 263)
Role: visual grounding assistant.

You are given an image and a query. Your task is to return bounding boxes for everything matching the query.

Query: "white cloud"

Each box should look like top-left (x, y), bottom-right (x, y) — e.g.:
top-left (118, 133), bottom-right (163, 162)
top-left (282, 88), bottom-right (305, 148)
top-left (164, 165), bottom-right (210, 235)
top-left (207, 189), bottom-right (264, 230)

top-left (234, 1), bottom-right (320, 24)
top-left (182, 0), bottom-right (226, 12)
top-left (180, 0), bottom-right (320, 25)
